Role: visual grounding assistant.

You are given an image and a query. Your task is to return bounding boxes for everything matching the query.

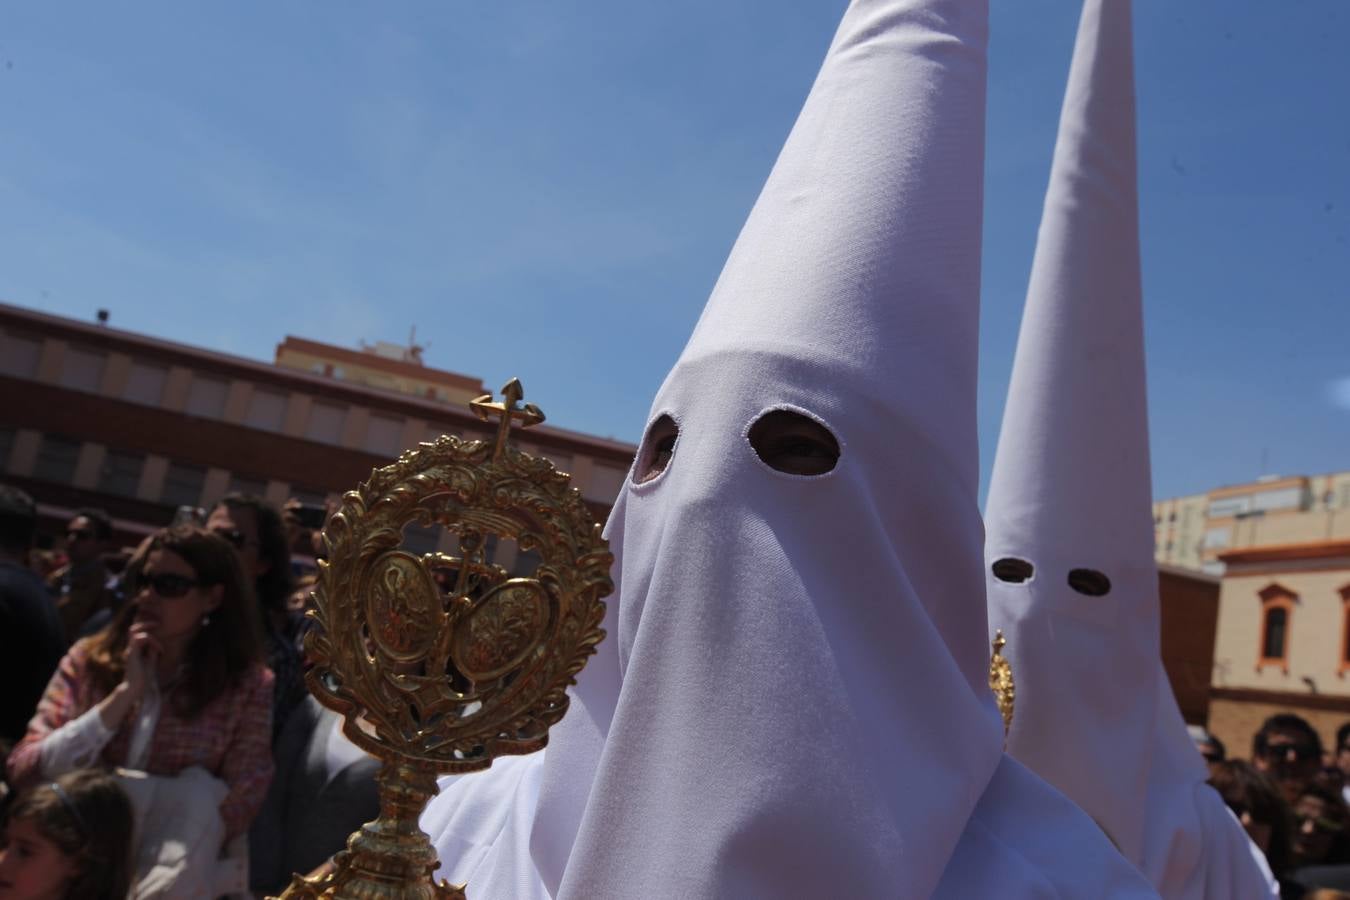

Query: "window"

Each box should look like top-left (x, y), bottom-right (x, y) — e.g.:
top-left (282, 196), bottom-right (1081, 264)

top-left (1262, 608), bottom-right (1287, 660)
top-left (583, 463), bottom-right (629, 503)
top-left (366, 414), bottom-right (404, 458)
top-left (291, 486), bottom-right (328, 507)
top-left (228, 474), bottom-right (268, 498)
top-left (1203, 527), bottom-right (1231, 549)
top-left (1251, 486), bottom-right (1304, 513)
top-left (98, 450), bottom-right (144, 497)
top-left (162, 462), bottom-right (206, 508)
top-left (401, 522), bottom-right (440, 555)
top-left (59, 346), bottom-right (106, 392)
top-left (1257, 584), bottom-right (1297, 673)
top-left (513, 548), bottom-right (543, 578)
top-left (0, 332), bottom-right (42, 378)
top-left (33, 435), bottom-right (81, 484)
top-left (1209, 496), bottom-right (1251, 519)
top-left (306, 401), bottom-right (347, 444)
top-left (123, 362), bottom-right (168, 406)
top-left (245, 389), bottom-right (288, 432)
top-left (186, 375), bottom-right (229, 418)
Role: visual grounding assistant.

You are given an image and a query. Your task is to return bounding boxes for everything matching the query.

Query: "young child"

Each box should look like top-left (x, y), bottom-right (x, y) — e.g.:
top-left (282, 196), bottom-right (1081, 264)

top-left (0, 770), bottom-right (133, 900)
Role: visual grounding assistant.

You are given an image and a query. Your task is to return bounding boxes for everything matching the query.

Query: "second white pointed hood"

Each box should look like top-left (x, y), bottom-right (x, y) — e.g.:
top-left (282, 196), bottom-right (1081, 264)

top-left (986, 3), bottom-right (1270, 896)
top-left (984, 0), bottom-right (1158, 862)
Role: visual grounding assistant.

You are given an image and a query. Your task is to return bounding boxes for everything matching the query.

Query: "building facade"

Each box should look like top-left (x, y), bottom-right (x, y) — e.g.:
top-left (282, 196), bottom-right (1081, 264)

top-left (1154, 472), bottom-right (1350, 576)
top-left (1155, 474), bottom-right (1350, 746)
top-left (0, 302), bottom-right (636, 572)
top-left (1207, 538), bottom-right (1350, 754)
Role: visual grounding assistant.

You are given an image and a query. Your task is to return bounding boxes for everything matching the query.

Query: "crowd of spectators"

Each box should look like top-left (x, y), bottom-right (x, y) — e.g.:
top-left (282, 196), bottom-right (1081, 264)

top-left (11, 477), bottom-right (1350, 898)
top-left (1196, 715), bottom-right (1350, 897)
top-left (0, 484), bottom-right (378, 898)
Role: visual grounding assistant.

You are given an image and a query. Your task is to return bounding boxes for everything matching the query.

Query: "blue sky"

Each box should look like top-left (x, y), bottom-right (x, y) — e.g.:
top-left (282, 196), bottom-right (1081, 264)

top-left (1, 1), bottom-right (1345, 500)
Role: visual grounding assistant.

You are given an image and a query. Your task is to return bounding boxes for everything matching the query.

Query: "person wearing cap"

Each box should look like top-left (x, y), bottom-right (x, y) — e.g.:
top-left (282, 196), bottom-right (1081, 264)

top-left (982, 0), bottom-right (1273, 897)
top-left (420, 0), bottom-right (1158, 896)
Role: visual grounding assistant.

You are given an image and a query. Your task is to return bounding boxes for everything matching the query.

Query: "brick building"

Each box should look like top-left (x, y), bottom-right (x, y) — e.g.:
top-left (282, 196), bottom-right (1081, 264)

top-left (0, 302), bottom-right (636, 571)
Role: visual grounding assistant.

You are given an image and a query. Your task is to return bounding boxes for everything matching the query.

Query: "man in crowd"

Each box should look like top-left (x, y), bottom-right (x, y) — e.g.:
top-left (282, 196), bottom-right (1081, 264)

top-left (47, 506), bottom-right (115, 642)
top-left (1334, 722), bottom-right (1350, 808)
top-left (1253, 714), bottom-right (1325, 806)
top-left (1192, 726), bottom-right (1227, 776)
top-left (206, 494), bottom-right (305, 742)
top-left (0, 485), bottom-right (65, 745)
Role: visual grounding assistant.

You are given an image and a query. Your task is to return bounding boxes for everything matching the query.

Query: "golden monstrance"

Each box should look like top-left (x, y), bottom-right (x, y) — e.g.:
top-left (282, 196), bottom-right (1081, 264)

top-left (276, 379), bottom-right (613, 900)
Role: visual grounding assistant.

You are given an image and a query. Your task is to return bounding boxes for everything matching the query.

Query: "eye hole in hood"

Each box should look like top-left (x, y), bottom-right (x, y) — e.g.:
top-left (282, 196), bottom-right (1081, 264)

top-left (991, 557), bottom-right (1035, 584)
top-left (1067, 568), bottom-right (1112, 597)
top-left (633, 414), bottom-right (679, 485)
top-left (747, 409), bottom-right (840, 476)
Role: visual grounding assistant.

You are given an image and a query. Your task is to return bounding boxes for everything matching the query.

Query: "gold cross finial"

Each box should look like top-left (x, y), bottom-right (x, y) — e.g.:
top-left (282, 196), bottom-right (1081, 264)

top-left (471, 378), bottom-right (545, 459)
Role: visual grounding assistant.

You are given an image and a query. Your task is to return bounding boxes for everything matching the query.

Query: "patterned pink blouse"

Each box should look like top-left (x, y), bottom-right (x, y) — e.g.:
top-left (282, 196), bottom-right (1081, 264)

top-left (6, 639), bottom-right (275, 839)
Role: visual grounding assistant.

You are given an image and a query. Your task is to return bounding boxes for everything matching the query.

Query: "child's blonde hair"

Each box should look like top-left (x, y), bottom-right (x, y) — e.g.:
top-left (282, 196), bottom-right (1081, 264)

top-left (3, 770), bottom-right (134, 900)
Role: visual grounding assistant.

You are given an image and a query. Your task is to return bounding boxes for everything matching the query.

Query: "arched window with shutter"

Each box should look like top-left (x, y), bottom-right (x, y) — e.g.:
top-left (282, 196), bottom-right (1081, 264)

top-left (1256, 584), bottom-right (1296, 674)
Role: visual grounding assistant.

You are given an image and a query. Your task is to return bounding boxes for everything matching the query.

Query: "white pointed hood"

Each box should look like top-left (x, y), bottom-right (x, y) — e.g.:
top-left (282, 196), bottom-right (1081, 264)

top-left (424, 0), bottom-right (1161, 895)
top-left (531, 0), bottom-right (1001, 895)
top-left (986, 1), bottom-right (1270, 895)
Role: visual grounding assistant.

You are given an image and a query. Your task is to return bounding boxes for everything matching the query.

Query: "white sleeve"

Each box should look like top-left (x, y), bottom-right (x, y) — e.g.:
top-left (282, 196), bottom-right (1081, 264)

top-left (38, 705), bottom-right (116, 776)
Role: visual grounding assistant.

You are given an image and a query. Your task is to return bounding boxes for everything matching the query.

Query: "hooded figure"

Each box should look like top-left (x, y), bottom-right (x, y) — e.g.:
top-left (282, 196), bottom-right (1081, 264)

top-left (984, 1), bottom-right (1274, 897)
top-left (424, 0), bottom-right (1157, 895)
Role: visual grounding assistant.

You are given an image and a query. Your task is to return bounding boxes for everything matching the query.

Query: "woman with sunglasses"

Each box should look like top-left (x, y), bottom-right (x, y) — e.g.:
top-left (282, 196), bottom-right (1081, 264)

top-left (5, 525), bottom-right (275, 843)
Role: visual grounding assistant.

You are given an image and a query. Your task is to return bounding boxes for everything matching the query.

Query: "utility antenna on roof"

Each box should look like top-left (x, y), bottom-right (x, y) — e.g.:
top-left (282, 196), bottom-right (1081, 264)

top-left (408, 325), bottom-right (429, 365)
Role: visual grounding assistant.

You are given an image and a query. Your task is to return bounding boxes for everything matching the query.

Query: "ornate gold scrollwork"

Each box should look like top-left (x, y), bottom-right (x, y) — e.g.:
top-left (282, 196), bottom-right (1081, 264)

top-left (275, 379), bottom-right (613, 900)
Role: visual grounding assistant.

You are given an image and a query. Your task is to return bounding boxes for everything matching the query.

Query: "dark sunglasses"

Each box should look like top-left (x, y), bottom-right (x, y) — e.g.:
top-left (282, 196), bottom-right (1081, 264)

top-left (211, 528), bottom-right (256, 550)
top-left (132, 572), bottom-right (202, 599)
top-left (66, 529), bottom-right (93, 542)
top-left (1260, 742), bottom-right (1321, 762)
